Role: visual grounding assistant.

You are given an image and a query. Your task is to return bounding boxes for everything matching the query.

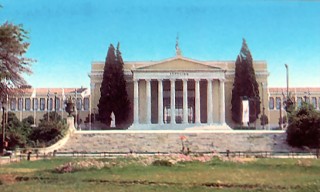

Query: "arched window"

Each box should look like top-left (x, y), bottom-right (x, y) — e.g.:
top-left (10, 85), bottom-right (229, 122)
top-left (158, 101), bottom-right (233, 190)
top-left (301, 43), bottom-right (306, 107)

top-left (269, 97), bottom-right (274, 110)
top-left (40, 98), bottom-right (45, 111)
top-left (312, 97), bottom-right (317, 109)
top-left (55, 97), bottom-right (60, 111)
top-left (10, 98), bottom-right (16, 111)
top-left (276, 97), bottom-right (281, 110)
top-left (77, 98), bottom-right (82, 111)
top-left (297, 97), bottom-right (303, 108)
top-left (33, 98), bottom-right (38, 111)
top-left (25, 98), bottom-right (31, 111)
top-left (49, 98), bottom-right (53, 111)
top-left (84, 98), bottom-right (89, 110)
top-left (18, 98), bottom-right (23, 111)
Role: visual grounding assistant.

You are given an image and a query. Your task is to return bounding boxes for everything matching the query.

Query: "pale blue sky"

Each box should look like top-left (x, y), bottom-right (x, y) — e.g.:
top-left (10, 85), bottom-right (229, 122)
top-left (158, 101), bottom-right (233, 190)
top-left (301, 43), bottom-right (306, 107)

top-left (1, 0), bottom-right (319, 88)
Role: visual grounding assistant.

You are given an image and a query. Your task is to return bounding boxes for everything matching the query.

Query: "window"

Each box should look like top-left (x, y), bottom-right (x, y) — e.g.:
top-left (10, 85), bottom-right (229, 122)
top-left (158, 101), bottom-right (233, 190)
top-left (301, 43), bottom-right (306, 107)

top-left (84, 98), bottom-right (89, 110)
top-left (76, 98), bottom-right (82, 111)
top-left (269, 97), bottom-right (274, 109)
top-left (312, 97), bottom-right (317, 109)
top-left (18, 98), bottom-right (23, 111)
top-left (276, 97), bottom-right (281, 110)
top-left (10, 98), bottom-right (16, 111)
top-left (48, 98), bottom-right (53, 111)
top-left (33, 98), bottom-right (38, 111)
top-left (25, 98), bottom-right (31, 111)
top-left (305, 97), bottom-right (310, 103)
top-left (298, 97), bottom-right (302, 107)
top-left (297, 97), bottom-right (303, 108)
top-left (40, 98), bottom-right (45, 111)
top-left (55, 97), bottom-right (60, 111)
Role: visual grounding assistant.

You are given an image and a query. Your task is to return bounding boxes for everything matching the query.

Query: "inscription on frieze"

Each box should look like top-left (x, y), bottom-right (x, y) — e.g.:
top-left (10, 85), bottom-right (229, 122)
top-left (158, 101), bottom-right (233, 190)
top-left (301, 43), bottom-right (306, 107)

top-left (170, 72), bottom-right (189, 77)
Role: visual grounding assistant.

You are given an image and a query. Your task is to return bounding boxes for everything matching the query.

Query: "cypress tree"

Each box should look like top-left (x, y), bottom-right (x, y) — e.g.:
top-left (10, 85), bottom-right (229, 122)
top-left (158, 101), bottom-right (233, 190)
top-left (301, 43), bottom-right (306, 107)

top-left (113, 42), bottom-right (130, 126)
top-left (98, 44), bottom-right (116, 125)
top-left (231, 39), bottom-right (261, 124)
top-left (98, 43), bottom-right (130, 127)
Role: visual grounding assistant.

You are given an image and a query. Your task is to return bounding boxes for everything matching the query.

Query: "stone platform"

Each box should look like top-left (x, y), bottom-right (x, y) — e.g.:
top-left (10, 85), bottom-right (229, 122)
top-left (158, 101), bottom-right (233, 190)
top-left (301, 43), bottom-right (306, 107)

top-left (57, 130), bottom-right (301, 153)
top-left (128, 123), bottom-right (232, 130)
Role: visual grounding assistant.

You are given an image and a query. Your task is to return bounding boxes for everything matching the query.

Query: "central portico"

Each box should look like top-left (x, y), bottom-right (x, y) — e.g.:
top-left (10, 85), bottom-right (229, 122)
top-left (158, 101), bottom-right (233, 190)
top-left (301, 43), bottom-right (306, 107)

top-left (131, 56), bottom-right (227, 128)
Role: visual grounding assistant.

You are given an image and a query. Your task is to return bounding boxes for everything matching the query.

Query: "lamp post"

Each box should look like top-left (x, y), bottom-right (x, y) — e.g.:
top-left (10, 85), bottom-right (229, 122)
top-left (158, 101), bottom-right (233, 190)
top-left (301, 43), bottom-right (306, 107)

top-left (285, 64), bottom-right (289, 100)
top-left (1, 100), bottom-right (7, 155)
top-left (47, 89), bottom-right (50, 122)
top-left (261, 82), bottom-right (266, 130)
top-left (54, 92), bottom-right (57, 121)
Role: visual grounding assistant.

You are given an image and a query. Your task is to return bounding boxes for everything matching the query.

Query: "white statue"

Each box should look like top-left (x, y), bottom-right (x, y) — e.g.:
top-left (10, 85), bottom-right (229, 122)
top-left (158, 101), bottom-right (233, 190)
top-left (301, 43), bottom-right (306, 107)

top-left (110, 111), bottom-right (116, 127)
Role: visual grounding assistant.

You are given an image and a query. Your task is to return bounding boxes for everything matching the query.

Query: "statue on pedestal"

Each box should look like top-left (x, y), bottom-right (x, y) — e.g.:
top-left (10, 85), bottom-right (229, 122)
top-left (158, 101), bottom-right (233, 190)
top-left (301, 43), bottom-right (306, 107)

top-left (110, 111), bottom-right (116, 128)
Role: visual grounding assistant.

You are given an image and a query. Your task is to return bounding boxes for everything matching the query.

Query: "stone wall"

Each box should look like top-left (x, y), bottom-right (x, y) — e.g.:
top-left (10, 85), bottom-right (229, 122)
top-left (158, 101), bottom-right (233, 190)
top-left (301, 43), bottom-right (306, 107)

top-left (58, 130), bottom-right (303, 153)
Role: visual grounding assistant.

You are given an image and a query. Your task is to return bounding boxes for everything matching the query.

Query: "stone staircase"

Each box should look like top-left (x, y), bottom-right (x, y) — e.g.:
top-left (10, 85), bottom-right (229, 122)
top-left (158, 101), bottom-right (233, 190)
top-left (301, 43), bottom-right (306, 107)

top-left (57, 130), bottom-right (301, 154)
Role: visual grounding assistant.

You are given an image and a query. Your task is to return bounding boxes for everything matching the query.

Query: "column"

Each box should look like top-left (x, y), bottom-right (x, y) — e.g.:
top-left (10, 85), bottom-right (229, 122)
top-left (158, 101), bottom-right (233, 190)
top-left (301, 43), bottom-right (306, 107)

top-left (219, 79), bottom-right (226, 124)
top-left (207, 79), bottom-right (213, 124)
top-left (195, 79), bottom-right (201, 124)
top-left (133, 79), bottom-right (139, 124)
top-left (158, 79), bottom-right (164, 124)
top-left (146, 79), bottom-right (151, 124)
top-left (183, 79), bottom-right (188, 124)
top-left (170, 79), bottom-right (176, 124)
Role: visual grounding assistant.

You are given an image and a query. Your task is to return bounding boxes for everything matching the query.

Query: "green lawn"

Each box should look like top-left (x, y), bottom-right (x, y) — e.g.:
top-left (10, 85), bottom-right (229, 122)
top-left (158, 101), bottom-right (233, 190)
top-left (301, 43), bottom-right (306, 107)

top-left (1, 156), bottom-right (320, 192)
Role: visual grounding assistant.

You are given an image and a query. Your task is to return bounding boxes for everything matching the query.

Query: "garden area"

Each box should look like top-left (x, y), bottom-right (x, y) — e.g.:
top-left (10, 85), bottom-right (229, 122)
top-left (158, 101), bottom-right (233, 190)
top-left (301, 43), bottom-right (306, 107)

top-left (1, 155), bottom-right (320, 192)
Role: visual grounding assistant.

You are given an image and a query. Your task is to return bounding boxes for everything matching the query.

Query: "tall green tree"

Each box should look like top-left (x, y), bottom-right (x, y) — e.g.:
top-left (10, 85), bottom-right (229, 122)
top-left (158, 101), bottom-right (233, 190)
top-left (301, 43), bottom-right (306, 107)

top-left (98, 44), bottom-right (116, 125)
top-left (98, 43), bottom-right (130, 127)
top-left (231, 39), bottom-right (261, 124)
top-left (113, 43), bottom-right (130, 125)
top-left (0, 22), bottom-right (33, 99)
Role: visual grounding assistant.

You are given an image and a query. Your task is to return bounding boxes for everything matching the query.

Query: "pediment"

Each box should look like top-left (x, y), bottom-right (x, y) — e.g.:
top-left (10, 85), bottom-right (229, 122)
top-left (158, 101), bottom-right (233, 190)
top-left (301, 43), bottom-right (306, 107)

top-left (136, 57), bottom-right (221, 71)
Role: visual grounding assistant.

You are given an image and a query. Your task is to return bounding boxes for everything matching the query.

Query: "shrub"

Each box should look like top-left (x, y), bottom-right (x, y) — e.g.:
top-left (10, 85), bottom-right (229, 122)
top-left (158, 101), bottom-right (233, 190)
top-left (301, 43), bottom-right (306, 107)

top-left (152, 159), bottom-right (173, 167)
top-left (55, 159), bottom-right (106, 173)
top-left (5, 113), bottom-right (33, 150)
top-left (286, 102), bottom-right (320, 148)
top-left (29, 121), bottom-right (67, 147)
top-left (260, 114), bottom-right (268, 126)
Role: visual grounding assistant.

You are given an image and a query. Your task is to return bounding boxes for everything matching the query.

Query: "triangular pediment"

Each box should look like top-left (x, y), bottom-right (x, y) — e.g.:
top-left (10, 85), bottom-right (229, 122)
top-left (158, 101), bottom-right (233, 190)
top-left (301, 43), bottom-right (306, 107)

top-left (136, 57), bottom-right (221, 71)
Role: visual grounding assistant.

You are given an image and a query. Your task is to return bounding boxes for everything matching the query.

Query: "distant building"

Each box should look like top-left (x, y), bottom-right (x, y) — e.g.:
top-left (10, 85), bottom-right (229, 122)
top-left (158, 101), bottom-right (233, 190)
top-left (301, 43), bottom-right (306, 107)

top-left (0, 88), bottom-right (90, 126)
top-left (268, 87), bottom-right (320, 128)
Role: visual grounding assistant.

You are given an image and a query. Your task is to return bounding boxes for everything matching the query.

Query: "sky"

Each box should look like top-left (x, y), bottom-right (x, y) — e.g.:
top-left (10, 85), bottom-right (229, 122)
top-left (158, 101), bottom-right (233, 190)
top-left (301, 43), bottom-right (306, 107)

top-left (0, 0), bottom-right (319, 88)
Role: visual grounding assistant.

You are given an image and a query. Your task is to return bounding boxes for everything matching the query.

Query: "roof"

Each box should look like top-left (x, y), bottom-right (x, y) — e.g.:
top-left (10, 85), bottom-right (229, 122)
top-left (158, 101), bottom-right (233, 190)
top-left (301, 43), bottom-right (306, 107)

top-left (268, 87), bottom-right (320, 93)
top-left (9, 87), bottom-right (89, 97)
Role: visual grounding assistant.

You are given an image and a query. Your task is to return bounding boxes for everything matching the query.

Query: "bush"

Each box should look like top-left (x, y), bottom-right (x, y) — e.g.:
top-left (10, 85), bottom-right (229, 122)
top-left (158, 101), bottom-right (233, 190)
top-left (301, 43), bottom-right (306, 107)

top-left (41, 112), bottom-right (62, 123)
top-left (260, 114), bottom-right (268, 126)
top-left (286, 102), bottom-right (320, 148)
top-left (5, 113), bottom-right (33, 150)
top-left (29, 121), bottom-right (67, 147)
top-left (22, 116), bottom-right (34, 126)
top-left (152, 160), bottom-right (173, 167)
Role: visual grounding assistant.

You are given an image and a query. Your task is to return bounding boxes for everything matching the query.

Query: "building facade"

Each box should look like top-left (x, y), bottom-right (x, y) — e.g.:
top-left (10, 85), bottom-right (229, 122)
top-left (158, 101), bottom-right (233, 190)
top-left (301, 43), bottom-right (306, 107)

top-left (2, 54), bottom-right (319, 130)
top-left (0, 88), bottom-right (90, 127)
top-left (268, 87), bottom-right (320, 128)
top-left (89, 51), bottom-right (270, 129)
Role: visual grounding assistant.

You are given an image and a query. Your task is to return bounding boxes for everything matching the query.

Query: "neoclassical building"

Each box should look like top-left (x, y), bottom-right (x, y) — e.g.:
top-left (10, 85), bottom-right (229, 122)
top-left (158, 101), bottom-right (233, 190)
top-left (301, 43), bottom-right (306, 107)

top-left (89, 49), bottom-right (269, 130)
top-left (2, 51), bottom-right (319, 130)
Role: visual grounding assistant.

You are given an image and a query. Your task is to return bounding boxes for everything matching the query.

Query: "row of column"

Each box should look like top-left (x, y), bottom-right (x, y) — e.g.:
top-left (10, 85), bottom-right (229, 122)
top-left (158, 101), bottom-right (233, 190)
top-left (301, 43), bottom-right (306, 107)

top-left (133, 79), bottom-right (225, 125)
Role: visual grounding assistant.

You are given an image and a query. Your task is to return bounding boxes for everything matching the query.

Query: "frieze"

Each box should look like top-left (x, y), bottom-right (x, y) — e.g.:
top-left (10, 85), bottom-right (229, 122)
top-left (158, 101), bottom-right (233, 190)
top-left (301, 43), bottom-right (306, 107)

top-left (170, 72), bottom-right (189, 76)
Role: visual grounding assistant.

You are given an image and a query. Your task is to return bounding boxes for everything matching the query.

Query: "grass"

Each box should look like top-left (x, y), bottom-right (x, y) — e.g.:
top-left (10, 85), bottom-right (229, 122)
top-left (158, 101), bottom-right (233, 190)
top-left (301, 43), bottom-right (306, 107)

top-left (1, 156), bottom-right (320, 191)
